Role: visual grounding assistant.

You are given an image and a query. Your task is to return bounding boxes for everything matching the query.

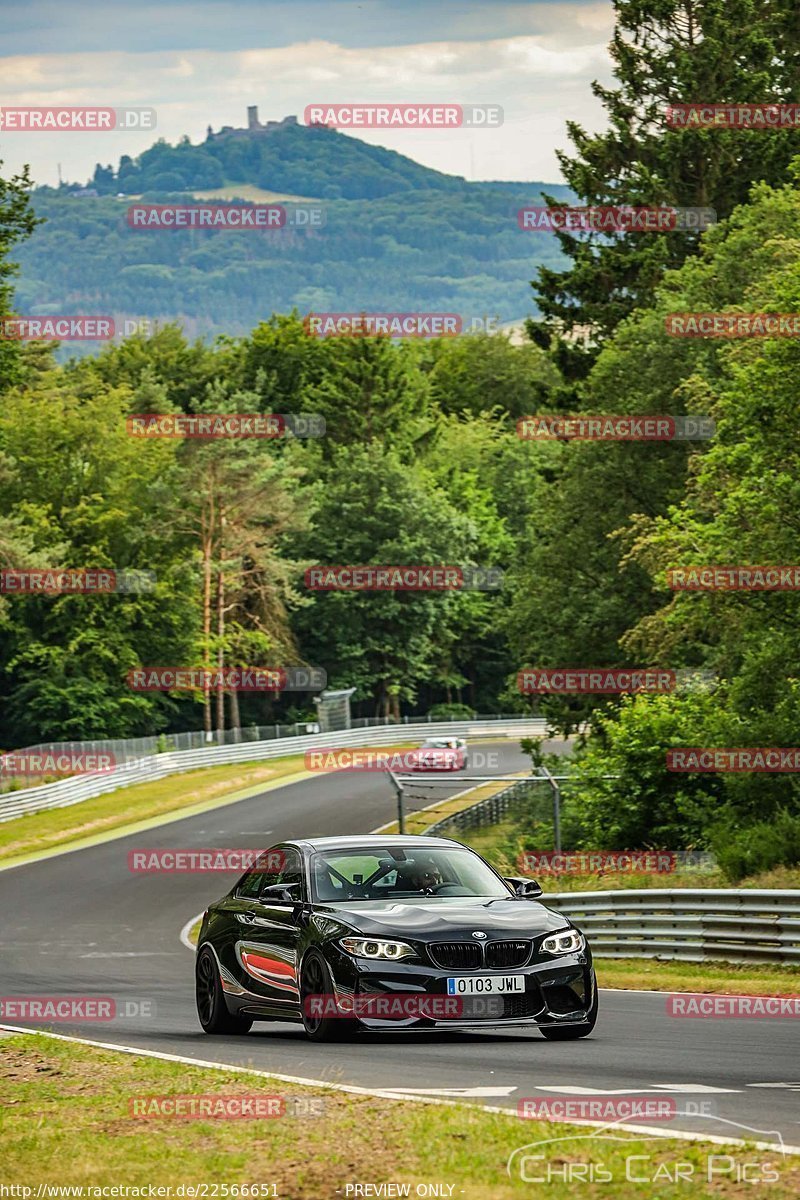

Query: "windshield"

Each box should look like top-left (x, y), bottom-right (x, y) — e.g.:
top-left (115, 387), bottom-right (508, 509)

top-left (311, 846), bottom-right (511, 902)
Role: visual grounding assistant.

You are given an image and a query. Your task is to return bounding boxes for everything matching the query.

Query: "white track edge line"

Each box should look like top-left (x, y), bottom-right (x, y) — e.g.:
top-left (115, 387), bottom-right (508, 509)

top-left (2, 1023), bottom-right (797, 1155)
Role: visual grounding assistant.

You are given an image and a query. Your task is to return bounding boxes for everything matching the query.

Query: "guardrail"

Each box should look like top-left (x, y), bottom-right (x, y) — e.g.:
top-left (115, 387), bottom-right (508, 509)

top-left (0, 718), bottom-right (545, 824)
top-left (4, 712), bottom-right (534, 766)
top-left (425, 776), bottom-right (539, 836)
top-left (544, 889), bottom-right (800, 965)
top-left (424, 779), bottom-right (799, 966)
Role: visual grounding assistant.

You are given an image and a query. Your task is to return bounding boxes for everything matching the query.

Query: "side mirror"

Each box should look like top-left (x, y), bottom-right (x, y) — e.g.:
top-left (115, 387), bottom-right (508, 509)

top-left (259, 882), bottom-right (302, 904)
top-left (504, 876), bottom-right (543, 899)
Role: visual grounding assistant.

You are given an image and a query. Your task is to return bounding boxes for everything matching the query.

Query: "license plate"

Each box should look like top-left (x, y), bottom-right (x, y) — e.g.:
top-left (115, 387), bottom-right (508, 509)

top-left (446, 975), bottom-right (525, 995)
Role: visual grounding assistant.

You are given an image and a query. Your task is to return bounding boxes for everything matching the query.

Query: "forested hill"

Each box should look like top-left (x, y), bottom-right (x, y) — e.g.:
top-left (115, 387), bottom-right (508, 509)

top-left (84, 119), bottom-right (478, 200)
top-left (15, 121), bottom-right (572, 344)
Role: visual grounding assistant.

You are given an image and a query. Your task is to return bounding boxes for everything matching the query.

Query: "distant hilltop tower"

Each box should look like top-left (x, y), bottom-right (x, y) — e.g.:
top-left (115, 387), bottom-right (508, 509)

top-left (207, 107), bottom-right (299, 141)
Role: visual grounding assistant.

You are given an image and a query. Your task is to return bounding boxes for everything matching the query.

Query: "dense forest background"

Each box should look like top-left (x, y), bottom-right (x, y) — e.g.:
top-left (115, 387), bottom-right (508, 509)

top-left (14, 122), bottom-right (571, 341)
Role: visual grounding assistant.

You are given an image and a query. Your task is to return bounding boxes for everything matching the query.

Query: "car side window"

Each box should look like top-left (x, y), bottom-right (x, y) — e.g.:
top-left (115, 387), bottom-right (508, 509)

top-left (248, 847), bottom-right (305, 902)
top-left (237, 869), bottom-right (264, 899)
top-left (278, 850), bottom-right (303, 891)
top-left (237, 847), bottom-right (286, 898)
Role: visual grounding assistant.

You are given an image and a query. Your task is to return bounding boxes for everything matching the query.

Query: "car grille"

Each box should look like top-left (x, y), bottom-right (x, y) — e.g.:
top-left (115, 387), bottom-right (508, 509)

top-left (485, 940), bottom-right (531, 969)
top-left (428, 942), bottom-right (483, 970)
top-left (428, 940), bottom-right (532, 970)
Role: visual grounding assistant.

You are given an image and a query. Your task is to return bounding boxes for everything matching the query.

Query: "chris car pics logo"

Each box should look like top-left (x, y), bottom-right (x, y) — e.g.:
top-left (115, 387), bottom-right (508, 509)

top-left (507, 1117), bottom-right (785, 1185)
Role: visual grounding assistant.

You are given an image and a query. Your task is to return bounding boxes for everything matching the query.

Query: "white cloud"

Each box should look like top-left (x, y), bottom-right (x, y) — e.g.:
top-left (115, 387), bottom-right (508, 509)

top-left (0, 19), bottom-right (614, 186)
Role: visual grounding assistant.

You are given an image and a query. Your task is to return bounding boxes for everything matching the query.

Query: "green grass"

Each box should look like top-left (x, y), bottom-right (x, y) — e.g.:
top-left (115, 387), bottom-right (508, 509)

top-left (0, 740), bottom-right (425, 868)
top-left (458, 820), bottom-right (800, 890)
top-left (381, 773), bottom-right (525, 836)
top-left (596, 957), bottom-right (800, 994)
top-left (0, 756), bottom-right (311, 866)
top-left (2, 1034), bottom-right (796, 1197)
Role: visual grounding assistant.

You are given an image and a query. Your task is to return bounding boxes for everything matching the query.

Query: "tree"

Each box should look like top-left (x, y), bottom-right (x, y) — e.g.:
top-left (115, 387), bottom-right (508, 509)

top-left (303, 331), bottom-right (432, 458)
top-left (506, 171), bottom-right (800, 732)
top-left (0, 161), bottom-right (41, 393)
top-left (0, 366), bottom-right (197, 743)
top-left (411, 332), bottom-right (560, 423)
top-left (291, 443), bottom-right (477, 718)
top-left (556, 172), bottom-right (800, 870)
top-left (529, 0), bottom-right (800, 379)
top-left (173, 380), bottom-right (307, 734)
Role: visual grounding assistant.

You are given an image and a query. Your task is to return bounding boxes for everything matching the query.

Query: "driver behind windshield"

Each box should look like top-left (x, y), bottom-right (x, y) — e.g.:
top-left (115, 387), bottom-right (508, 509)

top-left (398, 858), bottom-right (444, 893)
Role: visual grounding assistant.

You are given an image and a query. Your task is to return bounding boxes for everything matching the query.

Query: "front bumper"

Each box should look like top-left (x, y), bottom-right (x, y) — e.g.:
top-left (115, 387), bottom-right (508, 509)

top-left (325, 947), bottom-right (595, 1030)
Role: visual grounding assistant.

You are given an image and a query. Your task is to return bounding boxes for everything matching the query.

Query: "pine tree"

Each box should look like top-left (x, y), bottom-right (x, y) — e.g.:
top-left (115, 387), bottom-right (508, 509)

top-left (0, 161), bottom-right (41, 392)
top-left (529, 0), bottom-right (800, 379)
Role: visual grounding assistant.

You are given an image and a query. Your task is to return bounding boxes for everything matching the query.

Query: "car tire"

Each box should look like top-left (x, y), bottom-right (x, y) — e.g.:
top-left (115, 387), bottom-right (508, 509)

top-left (195, 945), bottom-right (253, 1035)
top-left (300, 950), bottom-right (358, 1042)
top-left (539, 974), bottom-right (598, 1040)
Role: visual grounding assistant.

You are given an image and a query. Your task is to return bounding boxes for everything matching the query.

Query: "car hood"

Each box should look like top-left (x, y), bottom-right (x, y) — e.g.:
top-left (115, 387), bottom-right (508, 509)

top-left (315, 897), bottom-right (570, 939)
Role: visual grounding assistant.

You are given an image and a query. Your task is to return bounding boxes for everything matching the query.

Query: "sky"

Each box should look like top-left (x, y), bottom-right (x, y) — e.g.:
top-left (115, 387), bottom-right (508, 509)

top-left (0, 0), bottom-right (615, 187)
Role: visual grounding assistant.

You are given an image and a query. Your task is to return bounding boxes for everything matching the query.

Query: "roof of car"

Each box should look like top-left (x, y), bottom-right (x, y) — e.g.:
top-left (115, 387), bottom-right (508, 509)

top-left (286, 835), bottom-right (462, 851)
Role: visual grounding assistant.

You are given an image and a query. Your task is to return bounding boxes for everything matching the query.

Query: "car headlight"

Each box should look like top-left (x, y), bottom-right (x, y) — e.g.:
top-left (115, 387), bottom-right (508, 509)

top-left (541, 929), bottom-right (585, 955)
top-left (339, 937), bottom-right (415, 960)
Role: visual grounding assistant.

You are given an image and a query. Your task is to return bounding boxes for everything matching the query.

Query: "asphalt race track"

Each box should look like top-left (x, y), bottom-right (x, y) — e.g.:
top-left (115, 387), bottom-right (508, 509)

top-left (1, 739), bottom-right (798, 1152)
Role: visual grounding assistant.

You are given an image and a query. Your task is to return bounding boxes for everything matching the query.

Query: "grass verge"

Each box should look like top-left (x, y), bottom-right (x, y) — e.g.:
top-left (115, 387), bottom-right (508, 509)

top-left (0, 756), bottom-right (311, 867)
top-left (0, 740), bottom-right (426, 869)
top-left (458, 820), bottom-right (800, 890)
top-left (596, 957), bottom-right (800, 995)
top-left (1, 1033), bottom-right (797, 1197)
top-left (379, 774), bottom-right (524, 837)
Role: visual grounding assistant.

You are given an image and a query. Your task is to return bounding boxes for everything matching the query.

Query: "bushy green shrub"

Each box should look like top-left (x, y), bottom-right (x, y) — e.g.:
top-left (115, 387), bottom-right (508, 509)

top-left (427, 703), bottom-right (476, 720)
top-left (711, 809), bottom-right (800, 882)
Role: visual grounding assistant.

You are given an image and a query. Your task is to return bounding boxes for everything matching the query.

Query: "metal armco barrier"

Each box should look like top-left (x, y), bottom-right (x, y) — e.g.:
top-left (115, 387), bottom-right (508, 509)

top-left (0, 719), bottom-right (545, 823)
top-left (424, 787), bottom-right (800, 965)
top-left (543, 889), bottom-right (800, 965)
top-left (425, 776), bottom-right (539, 836)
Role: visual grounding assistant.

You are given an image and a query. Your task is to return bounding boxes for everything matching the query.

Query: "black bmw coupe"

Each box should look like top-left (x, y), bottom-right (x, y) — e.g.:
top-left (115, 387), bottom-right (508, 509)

top-left (195, 835), bottom-right (597, 1041)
